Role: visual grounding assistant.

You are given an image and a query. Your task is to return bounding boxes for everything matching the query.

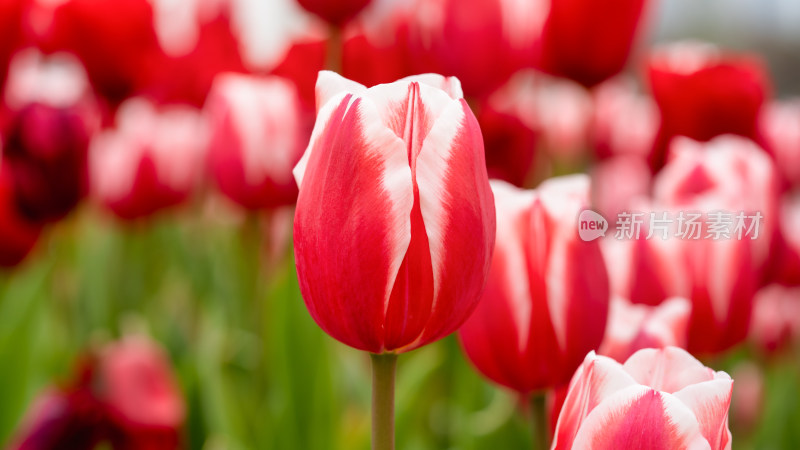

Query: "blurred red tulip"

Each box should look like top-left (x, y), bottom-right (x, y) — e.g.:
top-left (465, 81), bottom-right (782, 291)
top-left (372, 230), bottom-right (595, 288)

top-left (458, 176), bottom-right (609, 394)
top-left (0, 0), bottom-right (27, 87)
top-left (749, 284), bottom-right (800, 354)
top-left (1, 50), bottom-right (99, 223)
top-left (293, 71), bottom-right (495, 353)
top-left (34, 0), bottom-right (162, 104)
top-left (653, 136), bottom-right (777, 354)
top-left (590, 155), bottom-right (651, 228)
top-left (100, 337), bottom-right (185, 450)
top-left (592, 77), bottom-right (660, 161)
top-left (768, 192), bottom-right (800, 285)
top-left (406, 0), bottom-right (542, 98)
top-left (0, 164), bottom-right (41, 267)
top-left (759, 100), bottom-right (800, 189)
top-left (552, 347), bottom-right (733, 450)
top-left (599, 296), bottom-right (690, 363)
top-left (206, 73), bottom-right (308, 210)
top-left (296, 0), bottom-right (372, 26)
top-left (730, 361), bottom-right (764, 433)
top-left (536, 0), bottom-right (649, 88)
top-left (269, 36), bottom-right (326, 110)
top-left (8, 388), bottom-right (106, 450)
top-left (647, 42), bottom-right (770, 170)
top-left (90, 98), bottom-right (208, 220)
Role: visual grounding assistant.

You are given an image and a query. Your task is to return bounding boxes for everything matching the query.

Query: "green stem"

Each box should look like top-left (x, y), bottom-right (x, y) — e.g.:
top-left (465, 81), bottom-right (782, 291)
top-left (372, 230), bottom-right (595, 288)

top-left (371, 353), bottom-right (397, 450)
top-left (531, 393), bottom-right (549, 450)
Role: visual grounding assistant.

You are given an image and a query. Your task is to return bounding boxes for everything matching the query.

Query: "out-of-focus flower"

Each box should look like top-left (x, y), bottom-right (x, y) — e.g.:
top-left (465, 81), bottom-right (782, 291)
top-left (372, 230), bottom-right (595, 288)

top-left (0, 0), bottom-right (27, 87)
top-left (293, 71), bottom-right (495, 353)
top-left (1, 50), bottom-right (99, 223)
top-left (759, 100), bottom-right (800, 189)
top-left (552, 347), bottom-right (733, 450)
top-left (205, 73), bottom-right (307, 210)
top-left (406, 0), bottom-right (543, 98)
top-left (296, 0), bottom-right (372, 26)
top-left (749, 284), bottom-right (800, 354)
top-left (647, 42), bottom-right (770, 170)
top-left (0, 163), bottom-right (41, 267)
top-left (592, 77), bottom-right (660, 161)
top-left (269, 35), bottom-right (326, 110)
top-left (101, 337), bottom-right (185, 450)
top-left (768, 192), bottom-right (800, 285)
top-left (652, 136), bottom-right (777, 355)
top-left (458, 176), bottom-right (609, 394)
top-left (536, 0), bottom-right (649, 88)
top-left (599, 296), bottom-right (691, 363)
top-left (730, 361), bottom-right (763, 433)
top-left (591, 155), bottom-right (651, 228)
top-left (90, 98), bottom-right (208, 221)
top-left (33, 0), bottom-right (162, 104)
top-left (9, 336), bottom-right (184, 450)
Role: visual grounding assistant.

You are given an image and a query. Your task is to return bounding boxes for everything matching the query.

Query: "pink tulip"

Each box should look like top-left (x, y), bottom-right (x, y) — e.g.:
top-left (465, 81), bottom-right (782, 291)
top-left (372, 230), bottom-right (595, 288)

top-left (206, 73), bottom-right (308, 210)
top-left (553, 347), bottom-right (733, 450)
top-left (90, 98), bottom-right (208, 220)
top-left (749, 284), bottom-right (800, 354)
top-left (293, 71), bottom-right (495, 354)
top-left (599, 296), bottom-right (691, 363)
top-left (458, 176), bottom-right (609, 394)
top-left (759, 100), bottom-right (800, 189)
top-left (591, 77), bottom-right (660, 161)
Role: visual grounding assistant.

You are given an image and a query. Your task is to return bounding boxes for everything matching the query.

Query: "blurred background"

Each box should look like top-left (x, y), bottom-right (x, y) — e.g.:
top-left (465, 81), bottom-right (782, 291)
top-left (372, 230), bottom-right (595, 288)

top-left (1, 0), bottom-right (799, 449)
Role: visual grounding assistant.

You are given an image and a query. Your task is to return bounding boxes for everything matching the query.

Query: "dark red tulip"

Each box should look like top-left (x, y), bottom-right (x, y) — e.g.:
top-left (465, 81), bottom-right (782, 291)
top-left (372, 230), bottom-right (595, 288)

top-left (296, 0), bottom-right (372, 26)
top-left (647, 42), bottom-right (770, 170)
top-left (406, 0), bottom-right (540, 98)
top-left (294, 72), bottom-right (495, 354)
top-left (90, 99), bottom-right (208, 220)
top-left (476, 93), bottom-right (538, 187)
top-left (459, 177), bottom-right (610, 394)
top-left (206, 73), bottom-right (307, 210)
top-left (537, 0), bottom-right (649, 88)
top-left (1, 50), bottom-right (99, 223)
top-left (0, 164), bottom-right (41, 267)
top-left (0, 0), bottom-right (26, 87)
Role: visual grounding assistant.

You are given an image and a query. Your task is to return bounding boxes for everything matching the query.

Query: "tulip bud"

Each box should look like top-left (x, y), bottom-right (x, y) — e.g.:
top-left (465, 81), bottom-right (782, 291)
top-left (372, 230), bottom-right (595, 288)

top-left (599, 296), bottom-right (691, 363)
top-left (293, 71), bottom-right (495, 353)
top-left (205, 73), bottom-right (307, 210)
top-left (647, 42), bottom-right (770, 169)
top-left (552, 347), bottom-right (733, 450)
top-left (1, 50), bottom-right (99, 223)
top-left (458, 176), bottom-right (610, 394)
top-left (90, 98), bottom-right (208, 220)
top-left (536, 0), bottom-right (649, 88)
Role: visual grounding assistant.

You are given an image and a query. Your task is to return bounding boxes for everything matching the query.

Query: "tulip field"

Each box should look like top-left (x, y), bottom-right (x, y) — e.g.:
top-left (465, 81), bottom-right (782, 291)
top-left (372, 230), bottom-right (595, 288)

top-left (2, 0), bottom-right (800, 449)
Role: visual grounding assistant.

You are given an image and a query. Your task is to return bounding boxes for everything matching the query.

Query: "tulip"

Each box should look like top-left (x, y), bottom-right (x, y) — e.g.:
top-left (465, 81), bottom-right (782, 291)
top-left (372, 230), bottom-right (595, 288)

top-left (759, 100), bottom-right (800, 189)
top-left (0, 50), bottom-right (99, 223)
top-left (591, 78), bottom-right (660, 161)
top-left (0, 0), bottom-right (26, 87)
top-left (767, 192), bottom-right (800, 285)
top-left (599, 296), bottom-right (690, 363)
top-left (590, 156), bottom-right (651, 228)
top-left (0, 164), bottom-right (41, 267)
top-left (294, 70), bottom-right (494, 353)
top-left (90, 98), bottom-right (208, 220)
top-left (730, 361), bottom-right (763, 433)
top-left (206, 73), bottom-right (307, 210)
top-left (34, 0), bottom-right (161, 104)
top-left (100, 337), bottom-right (185, 450)
top-left (405, 0), bottom-right (541, 98)
top-left (536, 0), bottom-right (649, 88)
top-left (552, 347), bottom-right (733, 450)
top-left (647, 42), bottom-right (770, 170)
top-left (749, 284), bottom-right (800, 354)
top-left (458, 176), bottom-right (609, 395)
top-left (294, 71), bottom-right (495, 449)
top-left (296, 0), bottom-right (372, 26)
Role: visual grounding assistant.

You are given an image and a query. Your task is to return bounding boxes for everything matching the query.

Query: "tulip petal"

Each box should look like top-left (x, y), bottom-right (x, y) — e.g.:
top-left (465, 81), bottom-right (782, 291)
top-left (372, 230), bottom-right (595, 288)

top-left (673, 378), bottom-right (733, 450)
top-left (552, 351), bottom-right (640, 450)
top-left (571, 386), bottom-right (711, 450)
top-left (293, 93), bottom-right (413, 352)
top-left (315, 70), bottom-right (367, 113)
top-left (623, 347), bottom-right (715, 394)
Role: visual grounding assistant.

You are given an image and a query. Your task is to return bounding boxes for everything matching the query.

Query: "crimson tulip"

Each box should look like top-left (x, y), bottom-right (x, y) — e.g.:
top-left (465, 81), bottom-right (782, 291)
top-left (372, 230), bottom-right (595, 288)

top-left (90, 98), bottom-right (208, 220)
top-left (0, 0), bottom-right (26, 87)
top-left (293, 70), bottom-right (495, 354)
top-left (647, 42), bottom-right (770, 170)
top-left (296, 0), bottom-right (371, 26)
top-left (1, 50), bottom-right (99, 223)
top-left (599, 296), bottom-right (690, 363)
top-left (552, 347), bottom-right (733, 450)
top-left (536, 0), bottom-right (649, 88)
top-left (458, 176), bottom-right (609, 394)
top-left (206, 73), bottom-right (308, 210)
